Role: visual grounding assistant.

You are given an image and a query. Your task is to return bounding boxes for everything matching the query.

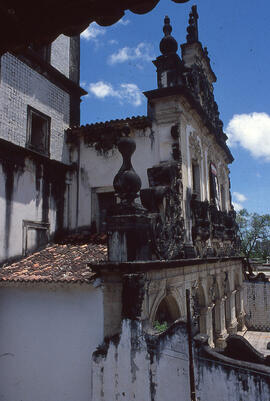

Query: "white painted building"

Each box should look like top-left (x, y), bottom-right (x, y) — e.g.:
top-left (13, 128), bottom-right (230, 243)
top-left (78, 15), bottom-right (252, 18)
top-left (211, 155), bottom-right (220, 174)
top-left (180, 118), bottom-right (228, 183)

top-left (0, 35), bottom-right (84, 265)
top-left (0, 6), bottom-right (269, 401)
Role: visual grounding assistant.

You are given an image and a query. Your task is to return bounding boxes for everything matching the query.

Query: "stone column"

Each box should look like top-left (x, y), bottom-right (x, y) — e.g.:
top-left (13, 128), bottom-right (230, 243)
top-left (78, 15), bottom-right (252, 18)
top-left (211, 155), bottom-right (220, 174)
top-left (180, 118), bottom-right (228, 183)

top-left (214, 298), bottom-right (228, 348)
top-left (199, 305), bottom-right (214, 347)
top-left (235, 286), bottom-right (246, 332)
top-left (225, 290), bottom-right (238, 334)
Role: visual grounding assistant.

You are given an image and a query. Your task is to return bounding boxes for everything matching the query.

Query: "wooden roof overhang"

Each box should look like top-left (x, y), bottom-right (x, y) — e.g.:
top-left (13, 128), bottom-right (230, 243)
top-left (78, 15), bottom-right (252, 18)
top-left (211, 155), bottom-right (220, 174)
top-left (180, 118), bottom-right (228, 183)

top-left (0, 0), bottom-right (190, 54)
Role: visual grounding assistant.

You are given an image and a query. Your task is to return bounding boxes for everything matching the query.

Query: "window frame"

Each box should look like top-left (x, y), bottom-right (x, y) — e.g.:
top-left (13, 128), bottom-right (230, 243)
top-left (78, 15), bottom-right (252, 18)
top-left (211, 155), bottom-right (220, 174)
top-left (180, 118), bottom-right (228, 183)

top-left (192, 160), bottom-right (201, 200)
top-left (91, 186), bottom-right (117, 233)
top-left (26, 105), bottom-right (51, 157)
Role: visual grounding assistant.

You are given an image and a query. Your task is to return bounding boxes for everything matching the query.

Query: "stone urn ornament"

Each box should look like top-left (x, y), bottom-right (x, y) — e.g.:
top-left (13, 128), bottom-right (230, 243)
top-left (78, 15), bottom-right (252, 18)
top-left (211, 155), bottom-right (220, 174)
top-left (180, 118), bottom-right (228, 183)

top-left (113, 124), bottom-right (142, 207)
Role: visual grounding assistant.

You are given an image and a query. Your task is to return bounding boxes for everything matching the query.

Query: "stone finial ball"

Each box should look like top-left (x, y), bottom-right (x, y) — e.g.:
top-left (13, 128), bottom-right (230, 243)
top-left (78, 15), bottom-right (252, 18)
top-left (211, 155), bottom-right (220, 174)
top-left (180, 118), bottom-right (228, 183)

top-left (117, 136), bottom-right (136, 159)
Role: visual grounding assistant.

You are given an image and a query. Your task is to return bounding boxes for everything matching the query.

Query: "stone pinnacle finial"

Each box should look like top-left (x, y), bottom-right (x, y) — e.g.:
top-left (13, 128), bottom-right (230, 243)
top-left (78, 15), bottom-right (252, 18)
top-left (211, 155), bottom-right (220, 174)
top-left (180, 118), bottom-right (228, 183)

top-left (160, 15), bottom-right (178, 55)
top-left (163, 16), bottom-right (172, 36)
top-left (186, 5), bottom-right (199, 43)
top-left (113, 126), bottom-right (142, 205)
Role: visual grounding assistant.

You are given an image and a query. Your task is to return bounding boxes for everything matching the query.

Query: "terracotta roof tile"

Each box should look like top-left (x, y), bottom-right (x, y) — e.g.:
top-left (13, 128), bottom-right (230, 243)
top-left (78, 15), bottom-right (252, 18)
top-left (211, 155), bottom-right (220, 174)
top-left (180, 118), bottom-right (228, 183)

top-left (67, 115), bottom-right (152, 135)
top-left (0, 234), bottom-right (108, 284)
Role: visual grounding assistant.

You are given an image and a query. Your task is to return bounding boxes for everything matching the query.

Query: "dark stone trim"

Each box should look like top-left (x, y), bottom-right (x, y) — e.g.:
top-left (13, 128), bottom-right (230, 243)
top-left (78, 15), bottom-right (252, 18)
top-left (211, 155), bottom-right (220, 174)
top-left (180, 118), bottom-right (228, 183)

top-left (195, 335), bottom-right (270, 375)
top-left (12, 48), bottom-right (87, 97)
top-left (70, 93), bottom-right (81, 127)
top-left (144, 85), bottom-right (233, 163)
top-left (122, 273), bottom-right (145, 320)
top-left (89, 256), bottom-right (243, 274)
top-left (69, 35), bottom-right (81, 126)
top-left (69, 36), bottom-right (80, 84)
top-left (0, 137), bottom-right (74, 172)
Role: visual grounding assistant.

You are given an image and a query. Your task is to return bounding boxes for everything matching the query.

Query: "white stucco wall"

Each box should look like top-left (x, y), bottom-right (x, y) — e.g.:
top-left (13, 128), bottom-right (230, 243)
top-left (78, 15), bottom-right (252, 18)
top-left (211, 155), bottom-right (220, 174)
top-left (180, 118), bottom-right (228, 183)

top-left (0, 156), bottom-right (71, 264)
top-left (50, 35), bottom-right (70, 78)
top-left (92, 318), bottom-right (270, 401)
top-left (195, 354), bottom-right (270, 401)
top-left (77, 128), bottom-right (160, 228)
top-left (92, 319), bottom-right (191, 401)
top-left (0, 283), bottom-right (103, 401)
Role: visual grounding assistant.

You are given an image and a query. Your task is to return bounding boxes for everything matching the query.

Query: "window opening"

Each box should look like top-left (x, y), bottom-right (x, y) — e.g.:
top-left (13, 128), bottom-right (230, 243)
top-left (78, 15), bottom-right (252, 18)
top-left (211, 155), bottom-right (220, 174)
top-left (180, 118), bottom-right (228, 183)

top-left (209, 163), bottom-right (220, 209)
top-left (220, 184), bottom-right (226, 211)
top-left (154, 295), bottom-right (180, 331)
top-left (192, 162), bottom-right (201, 199)
top-left (26, 106), bottom-right (50, 156)
top-left (97, 191), bottom-right (116, 233)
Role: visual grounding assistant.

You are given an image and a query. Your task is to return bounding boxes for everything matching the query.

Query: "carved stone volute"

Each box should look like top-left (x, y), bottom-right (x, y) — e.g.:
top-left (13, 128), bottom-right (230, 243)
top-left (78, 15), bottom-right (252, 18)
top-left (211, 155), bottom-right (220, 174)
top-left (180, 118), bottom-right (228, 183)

top-left (141, 161), bottom-right (185, 260)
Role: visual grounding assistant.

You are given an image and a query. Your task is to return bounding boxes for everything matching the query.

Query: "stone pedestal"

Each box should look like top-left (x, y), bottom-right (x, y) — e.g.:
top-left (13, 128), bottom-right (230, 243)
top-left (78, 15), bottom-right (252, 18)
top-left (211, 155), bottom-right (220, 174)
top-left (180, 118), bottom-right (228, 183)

top-left (107, 208), bottom-right (153, 262)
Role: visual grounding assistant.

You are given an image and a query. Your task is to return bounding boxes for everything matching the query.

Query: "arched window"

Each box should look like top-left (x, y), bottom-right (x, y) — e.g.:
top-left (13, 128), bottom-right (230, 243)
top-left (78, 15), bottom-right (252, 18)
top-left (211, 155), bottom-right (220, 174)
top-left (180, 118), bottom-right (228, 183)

top-left (209, 162), bottom-right (220, 209)
top-left (220, 184), bottom-right (226, 211)
top-left (154, 295), bottom-right (181, 328)
top-left (192, 161), bottom-right (201, 199)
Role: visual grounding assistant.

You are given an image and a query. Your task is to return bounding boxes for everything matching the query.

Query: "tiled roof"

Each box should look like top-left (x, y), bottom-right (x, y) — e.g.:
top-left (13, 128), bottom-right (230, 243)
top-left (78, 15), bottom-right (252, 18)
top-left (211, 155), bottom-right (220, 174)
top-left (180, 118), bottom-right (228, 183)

top-left (68, 115), bottom-right (152, 136)
top-left (0, 234), bottom-right (107, 284)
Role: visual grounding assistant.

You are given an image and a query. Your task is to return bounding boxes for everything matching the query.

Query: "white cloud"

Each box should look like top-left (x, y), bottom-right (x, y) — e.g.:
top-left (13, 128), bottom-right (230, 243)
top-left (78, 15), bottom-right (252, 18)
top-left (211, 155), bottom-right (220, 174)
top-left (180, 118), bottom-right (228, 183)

top-left (120, 84), bottom-right (142, 106)
top-left (232, 202), bottom-right (244, 212)
top-left (108, 39), bottom-right (118, 45)
top-left (89, 81), bottom-right (117, 98)
top-left (226, 112), bottom-right (270, 162)
top-left (88, 81), bottom-right (142, 106)
top-left (233, 192), bottom-right (247, 203)
top-left (108, 42), bottom-right (154, 65)
top-left (81, 23), bottom-right (105, 40)
top-left (117, 18), bottom-right (130, 26)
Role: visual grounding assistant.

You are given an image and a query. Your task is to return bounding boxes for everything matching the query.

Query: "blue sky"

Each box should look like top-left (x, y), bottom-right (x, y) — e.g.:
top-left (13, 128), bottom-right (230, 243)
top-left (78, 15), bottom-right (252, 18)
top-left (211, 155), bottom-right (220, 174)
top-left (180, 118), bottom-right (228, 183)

top-left (79, 0), bottom-right (270, 215)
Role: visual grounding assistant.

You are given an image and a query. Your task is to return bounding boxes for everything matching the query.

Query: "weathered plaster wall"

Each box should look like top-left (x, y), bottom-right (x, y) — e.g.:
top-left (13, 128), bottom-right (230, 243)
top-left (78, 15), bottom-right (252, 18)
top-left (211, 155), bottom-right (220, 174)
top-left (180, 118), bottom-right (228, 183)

top-left (92, 319), bottom-right (191, 401)
top-left (0, 155), bottom-right (70, 264)
top-left (0, 283), bottom-right (104, 401)
top-left (0, 53), bottom-right (70, 162)
top-left (195, 350), bottom-right (270, 401)
top-left (244, 280), bottom-right (270, 331)
top-left (92, 318), bottom-right (270, 401)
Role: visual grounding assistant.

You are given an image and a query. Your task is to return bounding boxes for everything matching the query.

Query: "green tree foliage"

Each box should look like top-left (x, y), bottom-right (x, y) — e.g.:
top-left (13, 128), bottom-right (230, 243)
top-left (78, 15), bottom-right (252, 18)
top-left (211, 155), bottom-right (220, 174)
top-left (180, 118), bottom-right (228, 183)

top-left (236, 209), bottom-right (270, 264)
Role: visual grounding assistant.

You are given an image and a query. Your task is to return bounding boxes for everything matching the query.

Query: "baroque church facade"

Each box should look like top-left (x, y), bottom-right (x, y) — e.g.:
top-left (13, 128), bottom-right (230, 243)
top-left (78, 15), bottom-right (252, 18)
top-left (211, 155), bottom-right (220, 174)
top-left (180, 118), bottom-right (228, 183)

top-left (0, 5), bottom-right (269, 401)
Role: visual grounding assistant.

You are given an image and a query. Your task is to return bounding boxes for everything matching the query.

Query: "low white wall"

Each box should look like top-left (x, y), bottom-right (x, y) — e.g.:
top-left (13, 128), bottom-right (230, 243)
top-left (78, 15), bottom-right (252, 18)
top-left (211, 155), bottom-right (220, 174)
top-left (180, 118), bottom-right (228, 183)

top-left (92, 318), bottom-right (270, 401)
top-left (0, 283), bottom-right (103, 401)
top-left (244, 280), bottom-right (270, 331)
top-left (195, 354), bottom-right (270, 401)
top-left (92, 319), bottom-right (191, 401)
